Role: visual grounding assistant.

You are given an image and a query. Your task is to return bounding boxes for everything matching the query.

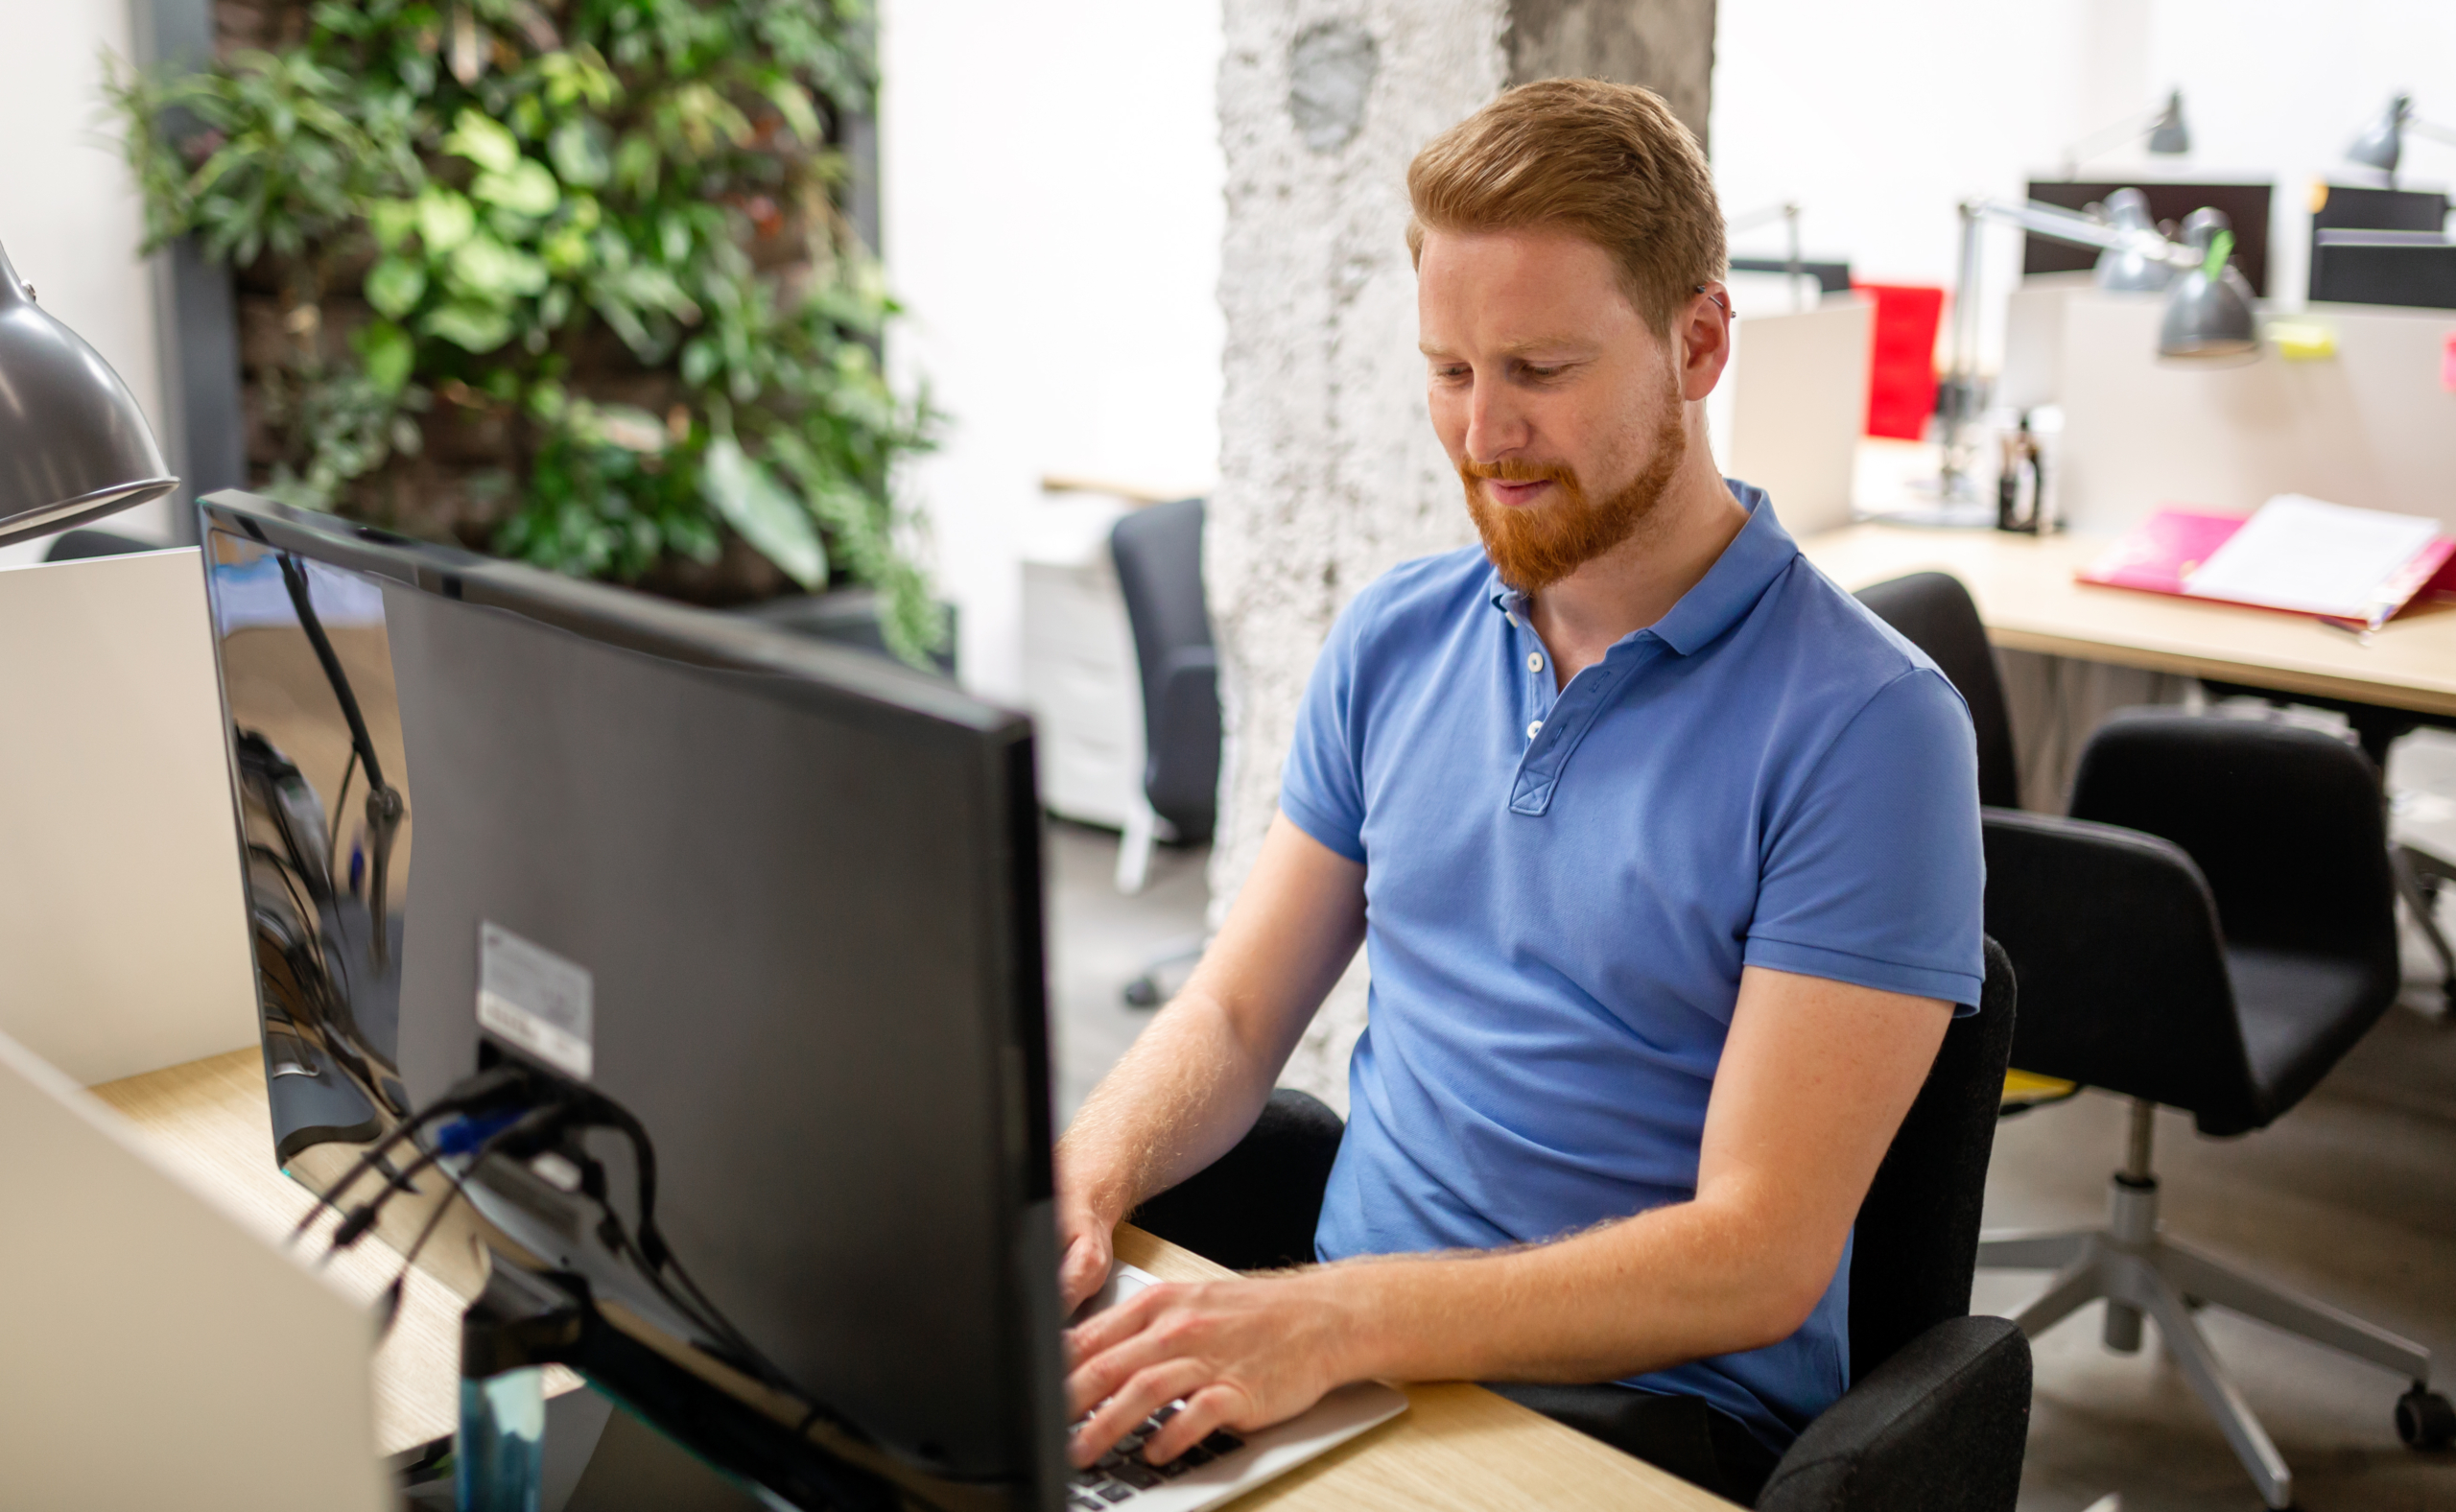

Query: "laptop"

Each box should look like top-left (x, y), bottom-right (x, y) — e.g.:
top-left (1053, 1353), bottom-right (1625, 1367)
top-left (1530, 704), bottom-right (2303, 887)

top-left (1063, 1264), bottom-right (1407, 1510)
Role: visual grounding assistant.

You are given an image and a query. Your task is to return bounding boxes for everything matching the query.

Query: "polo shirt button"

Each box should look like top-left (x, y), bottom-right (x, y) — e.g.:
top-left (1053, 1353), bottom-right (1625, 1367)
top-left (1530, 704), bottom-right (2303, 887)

top-left (1526, 720), bottom-right (1543, 739)
top-left (1526, 652), bottom-right (1544, 672)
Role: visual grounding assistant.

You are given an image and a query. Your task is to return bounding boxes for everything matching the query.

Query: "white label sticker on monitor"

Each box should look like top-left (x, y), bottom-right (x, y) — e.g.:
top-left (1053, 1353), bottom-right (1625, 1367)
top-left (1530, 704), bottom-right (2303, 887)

top-left (477, 923), bottom-right (594, 1081)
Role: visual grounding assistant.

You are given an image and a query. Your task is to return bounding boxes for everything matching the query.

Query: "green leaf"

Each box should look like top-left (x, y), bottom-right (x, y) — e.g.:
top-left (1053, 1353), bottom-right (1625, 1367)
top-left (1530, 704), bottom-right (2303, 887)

top-left (355, 319), bottom-right (415, 393)
top-left (367, 198), bottom-right (419, 252)
top-left (441, 107), bottom-right (521, 174)
top-left (421, 300), bottom-right (515, 352)
top-left (365, 256), bottom-right (428, 319)
top-left (472, 158), bottom-right (559, 217)
top-left (699, 437), bottom-right (825, 588)
top-left (415, 188), bottom-right (477, 252)
top-left (448, 234), bottom-right (549, 299)
top-left (548, 119), bottom-right (610, 187)
top-left (541, 225), bottom-right (592, 275)
top-left (763, 79), bottom-right (820, 144)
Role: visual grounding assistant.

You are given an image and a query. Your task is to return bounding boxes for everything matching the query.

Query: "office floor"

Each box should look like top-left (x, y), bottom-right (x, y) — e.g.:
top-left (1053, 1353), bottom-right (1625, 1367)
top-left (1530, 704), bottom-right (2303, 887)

top-left (1040, 731), bottom-right (2456, 1512)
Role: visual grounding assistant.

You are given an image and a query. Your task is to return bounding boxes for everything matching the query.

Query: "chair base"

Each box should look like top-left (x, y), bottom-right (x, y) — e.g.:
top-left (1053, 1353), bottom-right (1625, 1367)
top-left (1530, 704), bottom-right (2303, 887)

top-left (2397, 841), bottom-right (2456, 1009)
top-left (1981, 1171), bottom-right (2434, 1509)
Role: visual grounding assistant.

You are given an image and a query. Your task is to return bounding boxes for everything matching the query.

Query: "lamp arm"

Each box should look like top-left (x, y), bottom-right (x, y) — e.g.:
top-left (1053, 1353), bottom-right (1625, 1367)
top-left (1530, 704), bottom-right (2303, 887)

top-left (1966, 198), bottom-right (2199, 270)
top-left (2058, 108), bottom-right (2157, 174)
top-left (2410, 117), bottom-right (2456, 148)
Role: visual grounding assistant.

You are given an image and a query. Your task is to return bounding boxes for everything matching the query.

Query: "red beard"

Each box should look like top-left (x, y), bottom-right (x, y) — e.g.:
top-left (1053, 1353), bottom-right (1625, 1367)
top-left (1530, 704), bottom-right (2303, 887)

top-left (1459, 401), bottom-right (1688, 593)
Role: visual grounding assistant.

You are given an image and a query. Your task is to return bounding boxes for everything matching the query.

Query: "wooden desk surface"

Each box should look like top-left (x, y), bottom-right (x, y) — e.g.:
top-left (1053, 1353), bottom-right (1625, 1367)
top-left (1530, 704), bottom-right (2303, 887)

top-left (91, 1050), bottom-right (1732, 1508)
top-left (1797, 522), bottom-right (2456, 720)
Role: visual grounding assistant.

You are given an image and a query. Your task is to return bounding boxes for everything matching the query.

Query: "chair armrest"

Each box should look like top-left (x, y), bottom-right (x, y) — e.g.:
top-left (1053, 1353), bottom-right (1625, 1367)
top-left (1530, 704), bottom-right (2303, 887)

top-left (1756, 1315), bottom-right (2029, 1512)
top-left (1142, 648), bottom-right (1220, 840)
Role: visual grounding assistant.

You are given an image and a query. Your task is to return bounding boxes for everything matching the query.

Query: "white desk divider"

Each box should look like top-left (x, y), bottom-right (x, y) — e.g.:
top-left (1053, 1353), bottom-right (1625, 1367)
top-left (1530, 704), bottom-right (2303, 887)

top-left (0, 1024), bottom-right (387, 1511)
top-left (0, 548), bottom-right (259, 1084)
top-left (2056, 292), bottom-right (2456, 536)
top-left (1708, 294), bottom-right (1875, 537)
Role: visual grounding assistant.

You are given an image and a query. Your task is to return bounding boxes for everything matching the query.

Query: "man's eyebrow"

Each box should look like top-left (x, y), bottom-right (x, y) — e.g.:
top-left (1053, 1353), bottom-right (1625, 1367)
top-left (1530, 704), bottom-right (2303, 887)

top-left (1417, 338), bottom-right (1599, 359)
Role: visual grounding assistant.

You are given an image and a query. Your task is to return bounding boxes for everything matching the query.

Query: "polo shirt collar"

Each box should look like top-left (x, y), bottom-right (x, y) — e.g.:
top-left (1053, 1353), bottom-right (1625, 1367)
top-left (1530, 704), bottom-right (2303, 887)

top-left (1485, 481), bottom-right (1799, 655)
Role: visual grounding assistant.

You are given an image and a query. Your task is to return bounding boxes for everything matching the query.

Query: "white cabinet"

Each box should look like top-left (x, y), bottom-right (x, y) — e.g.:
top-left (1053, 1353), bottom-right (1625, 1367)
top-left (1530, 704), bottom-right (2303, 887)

top-left (1021, 503), bottom-right (1145, 833)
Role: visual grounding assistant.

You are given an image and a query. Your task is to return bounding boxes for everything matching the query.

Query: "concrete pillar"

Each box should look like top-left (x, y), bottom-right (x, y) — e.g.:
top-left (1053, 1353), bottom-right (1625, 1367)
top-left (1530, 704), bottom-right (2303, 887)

top-left (1210, 1), bottom-right (1717, 1108)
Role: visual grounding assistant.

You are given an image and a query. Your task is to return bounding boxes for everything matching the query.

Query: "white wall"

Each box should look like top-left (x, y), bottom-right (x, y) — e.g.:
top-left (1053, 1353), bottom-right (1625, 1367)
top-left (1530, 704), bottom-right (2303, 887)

top-left (0, 0), bottom-right (175, 557)
top-left (1710, 0), bottom-right (2456, 370)
top-left (880, 0), bottom-right (1227, 703)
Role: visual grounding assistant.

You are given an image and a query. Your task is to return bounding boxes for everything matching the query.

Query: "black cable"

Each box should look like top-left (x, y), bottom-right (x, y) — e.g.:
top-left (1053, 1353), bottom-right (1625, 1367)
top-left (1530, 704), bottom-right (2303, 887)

top-left (377, 1103), bottom-right (573, 1337)
top-left (326, 744), bottom-right (360, 881)
top-left (289, 1065), bottom-right (533, 1245)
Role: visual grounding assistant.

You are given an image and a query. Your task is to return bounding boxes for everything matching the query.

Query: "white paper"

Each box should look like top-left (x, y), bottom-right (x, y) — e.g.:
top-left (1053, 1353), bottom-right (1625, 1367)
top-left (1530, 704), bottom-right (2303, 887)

top-left (2181, 494), bottom-right (2444, 619)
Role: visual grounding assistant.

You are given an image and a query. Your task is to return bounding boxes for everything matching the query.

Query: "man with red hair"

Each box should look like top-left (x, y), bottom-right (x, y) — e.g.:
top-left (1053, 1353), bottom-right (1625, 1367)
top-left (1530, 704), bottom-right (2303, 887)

top-left (1054, 79), bottom-right (1984, 1500)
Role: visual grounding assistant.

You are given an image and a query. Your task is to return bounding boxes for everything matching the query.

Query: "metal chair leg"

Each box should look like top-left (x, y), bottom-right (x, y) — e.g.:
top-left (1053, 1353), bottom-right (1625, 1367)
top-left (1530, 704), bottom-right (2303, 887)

top-left (2157, 1239), bottom-right (2432, 1380)
top-left (2395, 842), bottom-right (2456, 1005)
top-left (2131, 1262), bottom-right (2297, 1510)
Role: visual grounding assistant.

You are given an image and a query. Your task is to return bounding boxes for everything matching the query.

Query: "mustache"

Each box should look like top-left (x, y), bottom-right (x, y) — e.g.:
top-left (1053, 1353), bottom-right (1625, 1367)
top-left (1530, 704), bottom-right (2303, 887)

top-left (1459, 458), bottom-right (1576, 486)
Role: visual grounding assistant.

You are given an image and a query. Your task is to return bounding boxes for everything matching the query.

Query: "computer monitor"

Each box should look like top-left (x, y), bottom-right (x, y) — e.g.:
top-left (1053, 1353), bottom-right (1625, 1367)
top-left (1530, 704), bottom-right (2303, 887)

top-left (197, 491), bottom-right (1064, 1508)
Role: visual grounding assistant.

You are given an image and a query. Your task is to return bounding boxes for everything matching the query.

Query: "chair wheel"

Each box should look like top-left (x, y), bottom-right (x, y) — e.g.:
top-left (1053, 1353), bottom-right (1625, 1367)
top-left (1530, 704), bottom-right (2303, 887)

top-left (1122, 977), bottom-right (1162, 1008)
top-left (2397, 1386), bottom-right (2456, 1449)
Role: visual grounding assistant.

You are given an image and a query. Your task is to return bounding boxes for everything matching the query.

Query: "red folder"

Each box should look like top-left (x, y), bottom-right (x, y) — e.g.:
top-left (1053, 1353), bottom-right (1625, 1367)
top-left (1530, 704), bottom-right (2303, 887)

top-left (2077, 507), bottom-right (2456, 623)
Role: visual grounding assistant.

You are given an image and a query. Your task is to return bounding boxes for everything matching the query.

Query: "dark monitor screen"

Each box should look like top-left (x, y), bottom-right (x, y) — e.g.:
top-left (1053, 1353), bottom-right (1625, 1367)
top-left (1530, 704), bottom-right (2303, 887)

top-left (197, 492), bottom-right (1063, 1507)
top-left (2023, 179), bottom-right (2275, 296)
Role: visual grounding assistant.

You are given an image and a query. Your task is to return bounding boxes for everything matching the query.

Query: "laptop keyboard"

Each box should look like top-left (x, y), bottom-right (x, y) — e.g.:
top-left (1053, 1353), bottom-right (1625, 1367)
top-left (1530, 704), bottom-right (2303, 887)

top-left (1068, 1404), bottom-right (1245, 1506)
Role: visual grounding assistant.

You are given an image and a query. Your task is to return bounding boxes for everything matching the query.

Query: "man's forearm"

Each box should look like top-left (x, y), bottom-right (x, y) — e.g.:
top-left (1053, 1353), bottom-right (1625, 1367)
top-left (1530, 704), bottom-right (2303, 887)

top-left (1303, 1190), bottom-right (1838, 1387)
top-left (1058, 987), bottom-right (1287, 1225)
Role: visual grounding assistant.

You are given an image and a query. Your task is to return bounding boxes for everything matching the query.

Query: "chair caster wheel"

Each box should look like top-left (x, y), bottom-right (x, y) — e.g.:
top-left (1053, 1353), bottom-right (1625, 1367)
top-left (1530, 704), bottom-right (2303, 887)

top-left (2397, 1386), bottom-right (2456, 1449)
top-left (1122, 977), bottom-right (1162, 1008)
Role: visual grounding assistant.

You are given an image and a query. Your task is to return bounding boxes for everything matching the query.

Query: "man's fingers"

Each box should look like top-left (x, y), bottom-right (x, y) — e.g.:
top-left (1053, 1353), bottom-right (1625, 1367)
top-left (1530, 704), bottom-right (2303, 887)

top-left (1070, 1360), bottom-right (1212, 1467)
top-left (1064, 1281), bottom-right (1175, 1369)
top-left (1140, 1383), bottom-right (1242, 1464)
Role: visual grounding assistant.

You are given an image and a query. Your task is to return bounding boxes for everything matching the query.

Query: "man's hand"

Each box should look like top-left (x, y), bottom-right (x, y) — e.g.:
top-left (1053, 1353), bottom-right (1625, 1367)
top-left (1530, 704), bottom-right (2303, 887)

top-left (1055, 1177), bottom-right (1122, 1316)
top-left (1064, 1273), bottom-right (1359, 1467)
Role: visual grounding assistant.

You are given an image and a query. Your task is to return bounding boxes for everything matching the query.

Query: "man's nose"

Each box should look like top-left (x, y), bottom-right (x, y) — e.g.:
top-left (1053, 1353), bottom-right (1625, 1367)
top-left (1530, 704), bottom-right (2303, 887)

top-left (1463, 377), bottom-right (1526, 461)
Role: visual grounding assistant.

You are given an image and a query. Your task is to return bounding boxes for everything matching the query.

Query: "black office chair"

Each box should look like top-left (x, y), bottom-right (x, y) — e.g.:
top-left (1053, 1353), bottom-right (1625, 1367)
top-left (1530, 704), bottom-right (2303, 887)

top-left (1109, 498), bottom-right (1221, 1004)
top-left (1137, 942), bottom-right (2032, 1511)
top-left (43, 527), bottom-right (154, 561)
top-left (1979, 713), bottom-right (2451, 1510)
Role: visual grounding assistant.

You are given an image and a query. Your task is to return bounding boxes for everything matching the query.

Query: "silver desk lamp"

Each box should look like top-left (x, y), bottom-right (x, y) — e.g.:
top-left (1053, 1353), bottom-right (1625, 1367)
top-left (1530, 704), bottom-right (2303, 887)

top-left (2346, 92), bottom-right (2456, 186)
top-left (1925, 195), bottom-right (2258, 508)
top-left (0, 241), bottom-right (178, 542)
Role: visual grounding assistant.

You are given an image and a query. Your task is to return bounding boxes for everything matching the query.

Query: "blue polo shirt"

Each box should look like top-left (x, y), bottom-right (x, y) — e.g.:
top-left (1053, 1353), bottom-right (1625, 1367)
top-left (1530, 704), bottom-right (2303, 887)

top-left (1281, 483), bottom-right (1984, 1453)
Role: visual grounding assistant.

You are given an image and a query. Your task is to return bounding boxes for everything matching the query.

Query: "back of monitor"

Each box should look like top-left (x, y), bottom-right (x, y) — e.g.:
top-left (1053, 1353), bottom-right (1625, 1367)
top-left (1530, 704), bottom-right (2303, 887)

top-left (0, 1026), bottom-right (387, 1512)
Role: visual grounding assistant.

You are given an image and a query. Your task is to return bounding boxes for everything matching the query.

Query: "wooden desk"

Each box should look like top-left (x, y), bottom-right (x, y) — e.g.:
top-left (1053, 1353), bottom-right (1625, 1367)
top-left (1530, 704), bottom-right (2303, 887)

top-left (1797, 522), bottom-right (2456, 720)
top-left (91, 1051), bottom-right (1731, 1509)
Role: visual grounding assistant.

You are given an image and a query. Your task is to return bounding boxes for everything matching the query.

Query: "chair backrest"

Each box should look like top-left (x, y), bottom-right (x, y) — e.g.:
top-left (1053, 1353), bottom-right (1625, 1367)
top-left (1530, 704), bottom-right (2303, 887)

top-left (1852, 573), bottom-right (2020, 810)
top-left (2070, 710), bottom-right (2399, 967)
top-left (1981, 807), bottom-right (2268, 1134)
top-left (1109, 498), bottom-right (1220, 840)
top-left (1848, 937), bottom-right (2017, 1383)
top-left (44, 528), bottom-right (154, 562)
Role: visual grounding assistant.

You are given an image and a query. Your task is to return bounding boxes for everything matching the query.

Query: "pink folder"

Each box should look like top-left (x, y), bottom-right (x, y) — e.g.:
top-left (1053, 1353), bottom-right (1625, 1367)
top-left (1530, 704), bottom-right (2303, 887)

top-left (2076, 507), bottom-right (2456, 625)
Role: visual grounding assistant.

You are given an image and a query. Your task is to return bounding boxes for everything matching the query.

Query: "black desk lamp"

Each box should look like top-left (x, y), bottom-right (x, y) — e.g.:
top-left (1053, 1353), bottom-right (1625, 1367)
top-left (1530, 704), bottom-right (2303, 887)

top-left (0, 241), bottom-right (177, 542)
top-left (2347, 93), bottom-right (2456, 186)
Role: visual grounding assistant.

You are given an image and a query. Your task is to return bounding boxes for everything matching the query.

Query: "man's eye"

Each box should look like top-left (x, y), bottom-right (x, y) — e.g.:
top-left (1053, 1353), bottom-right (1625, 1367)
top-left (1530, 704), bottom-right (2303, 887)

top-left (1430, 366), bottom-right (1471, 383)
top-left (1520, 365), bottom-right (1567, 383)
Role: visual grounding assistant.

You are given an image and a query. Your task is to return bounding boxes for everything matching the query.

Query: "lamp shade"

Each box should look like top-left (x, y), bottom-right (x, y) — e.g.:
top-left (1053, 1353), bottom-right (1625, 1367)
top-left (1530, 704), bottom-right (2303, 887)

top-left (2158, 210), bottom-right (2258, 363)
top-left (0, 241), bottom-right (177, 545)
top-left (2347, 93), bottom-right (2411, 176)
top-left (2094, 188), bottom-right (2175, 293)
top-left (2146, 89), bottom-right (2190, 155)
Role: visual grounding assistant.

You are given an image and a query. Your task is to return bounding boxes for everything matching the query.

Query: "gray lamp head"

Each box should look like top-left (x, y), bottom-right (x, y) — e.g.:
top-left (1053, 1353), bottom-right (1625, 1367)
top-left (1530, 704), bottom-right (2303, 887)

top-left (0, 242), bottom-right (177, 544)
top-left (2158, 208), bottom-right (2258, 363)
top-left (2347, 92), bottom-right (2411, 177)
top-left (2146, 89), bottom-right (2190, 155)
top-left (2094, 188), bottom-right (2175, 293)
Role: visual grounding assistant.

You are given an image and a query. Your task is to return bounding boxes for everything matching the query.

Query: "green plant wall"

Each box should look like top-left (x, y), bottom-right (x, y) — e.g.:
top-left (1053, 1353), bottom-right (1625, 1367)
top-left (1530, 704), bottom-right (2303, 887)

top-left (114, 0), bottom-right (943, 662)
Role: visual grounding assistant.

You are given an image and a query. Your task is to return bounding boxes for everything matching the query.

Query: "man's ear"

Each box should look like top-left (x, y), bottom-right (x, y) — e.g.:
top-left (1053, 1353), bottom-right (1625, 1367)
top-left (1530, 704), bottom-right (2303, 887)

top-left (1677, 283), bottom-right (1734, 403)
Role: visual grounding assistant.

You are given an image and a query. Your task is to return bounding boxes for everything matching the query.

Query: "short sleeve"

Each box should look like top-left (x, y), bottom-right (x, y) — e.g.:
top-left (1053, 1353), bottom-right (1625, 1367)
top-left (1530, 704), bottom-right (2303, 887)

top-left (1744, 668), bottom-right (1986, 1009)
top-left (1278, 603), bottom-right (1369, 863)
